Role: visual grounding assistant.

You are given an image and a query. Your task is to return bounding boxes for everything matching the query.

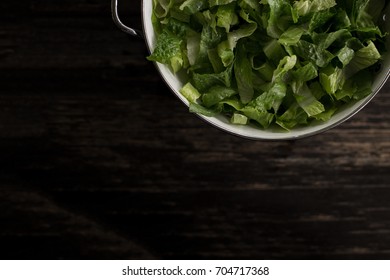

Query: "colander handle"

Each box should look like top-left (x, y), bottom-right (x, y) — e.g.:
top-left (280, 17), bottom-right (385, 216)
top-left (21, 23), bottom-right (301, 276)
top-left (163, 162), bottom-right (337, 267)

top-left (111, 0), bottom-right (143, 38)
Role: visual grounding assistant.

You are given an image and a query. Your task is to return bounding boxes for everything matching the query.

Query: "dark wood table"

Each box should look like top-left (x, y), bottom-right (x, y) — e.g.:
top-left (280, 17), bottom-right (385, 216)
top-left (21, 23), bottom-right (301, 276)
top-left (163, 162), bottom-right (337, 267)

top-left (1, 0), bottom-right (390, 260)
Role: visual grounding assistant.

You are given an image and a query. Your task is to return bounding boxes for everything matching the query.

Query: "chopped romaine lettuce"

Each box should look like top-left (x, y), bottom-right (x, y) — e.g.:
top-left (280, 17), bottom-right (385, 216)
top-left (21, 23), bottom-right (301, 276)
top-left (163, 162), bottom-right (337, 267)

top-left (180, 82), bottom-right (201, 103)
top-left (202, 85), bottom-right (237, 107)
top-left (231, 113), bottom-right (249, 125)
top-left (149, 0), bottom-right (387, 130)
top-left (147, 30), bottom-right (184, 73)
top-left (293, 0), bottom-right (336, 17)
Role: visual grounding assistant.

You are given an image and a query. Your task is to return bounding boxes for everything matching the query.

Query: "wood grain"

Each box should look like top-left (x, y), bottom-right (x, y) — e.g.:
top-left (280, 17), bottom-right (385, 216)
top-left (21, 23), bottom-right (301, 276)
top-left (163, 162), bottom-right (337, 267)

top-left (1, 0), bottom-right (390, 259)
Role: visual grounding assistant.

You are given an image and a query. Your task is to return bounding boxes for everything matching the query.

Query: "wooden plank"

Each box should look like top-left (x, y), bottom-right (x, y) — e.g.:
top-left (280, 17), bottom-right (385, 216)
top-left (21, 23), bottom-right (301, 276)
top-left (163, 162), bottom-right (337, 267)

top-left (1, 0), bottom-right (390, 260)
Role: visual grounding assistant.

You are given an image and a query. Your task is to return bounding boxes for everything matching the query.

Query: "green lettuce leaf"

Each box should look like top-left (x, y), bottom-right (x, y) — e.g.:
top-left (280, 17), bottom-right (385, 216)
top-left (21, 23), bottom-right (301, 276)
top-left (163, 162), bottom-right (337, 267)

top-left (278, 27), bottom-right (305, 46)
top-left (189, 102), bottom-right (221, 116)
top-left (266, 0), bottom-right (292, 38)
top-left (344, 40), bottom-right (382, 78)
top-left (256, 81), bottom-right (288, 113)
top-left (308, 8), bottom-right (336, 31)
top-left (319, 65), bottom-right (345, 95)
top-left (216, 2), bottom-right (239, 32)
top-left (180, 82), bottom-right (201, 103)
top-left (294, 83), bottom-right (325, 117)
top-left (336, 45), bottom-right (355, 67)
top-left (210, 0), bottom-right (236, 7)
top-left (272, 55), bottom-right (297, 83)
top-left (240, 106), bottom-right (275, 128)
top-left (293, 0), bottom-right (337, 16)
top-left (153, 0), bottom-right (175, 18)
top-left (179, 0), bottom-right (208, 15)
top-left (150, 0), bottom-right (387, 131)
top-left (293, 62), bottom-right (318, 82)
top-left (202, 85), bottom-right (237, 107)
top-left (191, 65), bottom-right (232, 92)
top-left (147, 30), bottom-right (184, 73)
top-left (231, 113), bottom-right (249, 125)
top-left (350, 0), bottom-right (386, 29)
top-left (293, 40), bottom-right (334, 67)
top-left (234, 43), bottom-right (254, 104)
top-left (276, 102), bottom-right (308, 130)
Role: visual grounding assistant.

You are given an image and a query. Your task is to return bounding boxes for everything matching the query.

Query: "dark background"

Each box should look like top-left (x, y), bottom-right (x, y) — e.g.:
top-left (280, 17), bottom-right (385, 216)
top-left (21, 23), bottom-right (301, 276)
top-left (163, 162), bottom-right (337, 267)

top-left (1, 0), bottom-right (390, 260)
